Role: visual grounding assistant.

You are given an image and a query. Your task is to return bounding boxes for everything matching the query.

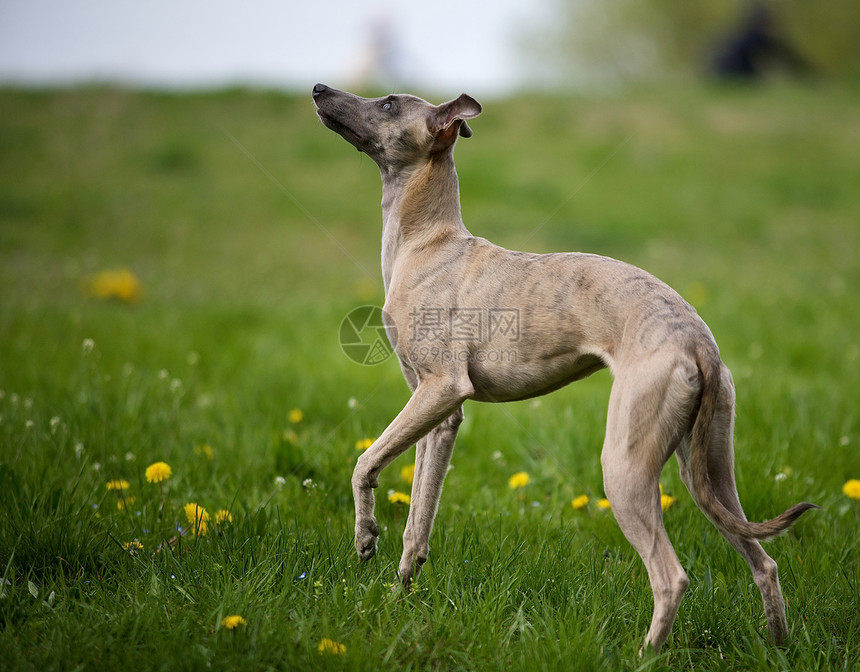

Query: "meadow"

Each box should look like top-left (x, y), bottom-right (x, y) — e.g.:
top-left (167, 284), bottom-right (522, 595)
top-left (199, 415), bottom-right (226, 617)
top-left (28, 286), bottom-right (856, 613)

top-left (0, 82), bottom-right (858, 671)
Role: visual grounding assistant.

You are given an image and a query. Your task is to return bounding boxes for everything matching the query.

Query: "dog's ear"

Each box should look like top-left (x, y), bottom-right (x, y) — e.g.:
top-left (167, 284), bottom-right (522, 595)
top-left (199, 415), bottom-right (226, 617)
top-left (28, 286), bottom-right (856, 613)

top-left (430, 94), bottom-right (482, 141)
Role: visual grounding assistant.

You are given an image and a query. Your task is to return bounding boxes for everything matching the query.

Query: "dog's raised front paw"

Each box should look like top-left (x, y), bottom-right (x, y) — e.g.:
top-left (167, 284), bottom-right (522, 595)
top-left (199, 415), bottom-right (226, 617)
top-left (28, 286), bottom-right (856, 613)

top-left (355, 517), bottom-right (379, 562)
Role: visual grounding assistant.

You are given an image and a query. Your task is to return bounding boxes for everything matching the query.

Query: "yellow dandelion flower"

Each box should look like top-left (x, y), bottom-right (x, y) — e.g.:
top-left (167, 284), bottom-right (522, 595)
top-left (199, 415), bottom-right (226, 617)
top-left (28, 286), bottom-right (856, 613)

top-left (221, 615), bottom-right (247, 630)
top-left (508, 471), bottom-right (530, 489)
top-left (194, 444), bottom-right (214, 460)
top-left (106, 479), bottom-right (130, 491)
top-left (145, 461), bottom-right (172, 483)
top-left (400, 463), bottom-right (415, 484)
top-left (597, 498), bottom-right (612, 510)
top-left (122, 540), bottom-right (144, 554)
top-left (215, 509), bottom-right (233, 524)
top-left (117, 496), bottom-right (136, 510)
top-left (571, 494), bottom-right (589, 510)
top-left (843, 479), bottom-right (860, 499)
top-left (355, 437), bottom-right (374, 451)
top-left (288, 408), bottom-right (303, 424)
top-left (388, 491), bottom-right (410, 505)
top-left (661, 494), bottom-right (677, 511)
top-left (87, 268), bottom-right (143, 304)
top-left (184, 502), bottom-right (210, 535)
top-left (317, 638), bottom-right (346, 655)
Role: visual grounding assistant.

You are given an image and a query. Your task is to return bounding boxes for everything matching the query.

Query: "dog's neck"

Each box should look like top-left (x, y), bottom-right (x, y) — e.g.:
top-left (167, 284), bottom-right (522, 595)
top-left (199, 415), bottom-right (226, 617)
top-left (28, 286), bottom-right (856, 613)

top-left (379, 153), bottom-right (470, 292)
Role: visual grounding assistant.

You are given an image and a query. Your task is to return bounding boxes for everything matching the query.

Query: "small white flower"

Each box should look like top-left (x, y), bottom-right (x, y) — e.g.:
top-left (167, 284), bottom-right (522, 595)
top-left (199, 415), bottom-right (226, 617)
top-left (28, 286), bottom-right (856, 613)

top-left (302, 478), bottom-right (315, 489)
top-left (274, 476), bottom-right (287, 488)
top-left (347, 397), bottom-right (358, 409)
top-left (774, 472), bottom-right (787, 483)
top-left (25, 420), bottom-right (34, 429)
top-left (170, 378), bottom-right (182, 393)
top-left (158, 369), bottom-right (169, 380)
top-left (125, 452), bottom-right (136, 461)
top-left (50, 417), bottom-right (61, 434)
top-left (74, 442), bottom-right (85, 458)
top-left (92, 462), bottom-right (101, 471)
top-left (82, 338), bottom-right (95, 354)
top-left (24, 398), bottom-right (33, 410)
top-left (840, 436), bottom-right (850, 447)
top-left (491, 450), bottom-right (504, 462)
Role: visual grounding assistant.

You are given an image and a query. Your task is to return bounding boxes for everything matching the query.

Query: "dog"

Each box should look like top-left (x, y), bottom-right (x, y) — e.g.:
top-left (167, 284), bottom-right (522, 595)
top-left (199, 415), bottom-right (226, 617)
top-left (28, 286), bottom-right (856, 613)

top-left (312, 83), bottom-right (816, 651)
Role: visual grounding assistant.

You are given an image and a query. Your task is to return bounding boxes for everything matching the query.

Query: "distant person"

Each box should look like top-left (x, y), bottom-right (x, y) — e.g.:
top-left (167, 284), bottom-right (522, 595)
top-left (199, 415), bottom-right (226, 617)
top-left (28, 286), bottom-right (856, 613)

top-left (349, 16), bottom-right (409, 92)
top-left (711, 3), bottom-right (810, 80)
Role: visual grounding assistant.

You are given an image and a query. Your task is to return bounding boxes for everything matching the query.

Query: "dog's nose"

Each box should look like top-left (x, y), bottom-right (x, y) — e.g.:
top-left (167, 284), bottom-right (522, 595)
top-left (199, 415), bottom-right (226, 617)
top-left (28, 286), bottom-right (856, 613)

top-left (312, 83), bottom-right (328, 98)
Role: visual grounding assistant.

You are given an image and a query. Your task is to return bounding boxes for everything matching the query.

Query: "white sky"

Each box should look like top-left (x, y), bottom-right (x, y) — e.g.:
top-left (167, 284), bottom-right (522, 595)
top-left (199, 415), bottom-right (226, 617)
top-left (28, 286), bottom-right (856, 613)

top-left (0, 0), bottom-right (554, 96)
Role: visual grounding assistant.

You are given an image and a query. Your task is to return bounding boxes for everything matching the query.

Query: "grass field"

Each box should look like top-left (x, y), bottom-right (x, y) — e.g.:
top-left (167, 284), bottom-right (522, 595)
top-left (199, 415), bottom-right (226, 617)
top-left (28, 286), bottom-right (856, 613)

top-left (1, 82), bottom-right (858, 671)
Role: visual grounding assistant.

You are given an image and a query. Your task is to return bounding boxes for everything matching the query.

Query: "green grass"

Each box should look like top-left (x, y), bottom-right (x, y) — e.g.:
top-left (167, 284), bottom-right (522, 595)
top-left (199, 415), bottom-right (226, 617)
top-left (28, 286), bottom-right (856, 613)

top-left (1, 83), bottom-right (859, 670)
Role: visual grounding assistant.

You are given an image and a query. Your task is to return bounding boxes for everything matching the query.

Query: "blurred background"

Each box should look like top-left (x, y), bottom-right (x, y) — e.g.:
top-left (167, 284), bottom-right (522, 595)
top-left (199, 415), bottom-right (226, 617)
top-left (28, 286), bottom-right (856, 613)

top-left (3, 0), bottom-right (860, 95)
top-left (1, 0), bottom-right (858, 414)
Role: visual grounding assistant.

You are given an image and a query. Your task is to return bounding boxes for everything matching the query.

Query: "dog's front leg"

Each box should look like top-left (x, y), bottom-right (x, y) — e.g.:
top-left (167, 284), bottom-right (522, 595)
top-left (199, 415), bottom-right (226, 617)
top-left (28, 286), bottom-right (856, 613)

top-left (352, 376), bottom-right (473, 562)
top-left (399, 405), bottom-right (464, 589)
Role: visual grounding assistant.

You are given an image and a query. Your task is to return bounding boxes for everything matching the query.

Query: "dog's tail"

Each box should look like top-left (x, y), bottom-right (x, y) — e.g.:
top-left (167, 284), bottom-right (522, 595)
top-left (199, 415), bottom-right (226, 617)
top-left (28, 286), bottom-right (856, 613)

top-left (690, 345), bottom-right (819, 540)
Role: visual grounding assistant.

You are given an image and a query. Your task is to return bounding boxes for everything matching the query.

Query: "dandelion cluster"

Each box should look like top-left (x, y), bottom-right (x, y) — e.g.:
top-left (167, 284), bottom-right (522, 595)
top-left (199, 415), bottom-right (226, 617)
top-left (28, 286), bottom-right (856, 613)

top-left (102, 455), bottom-right (234, 555)
top-left (182, 502), bottom-right (233, 535)
top-left (400, 463), bottom-right (415, 484)
top-left (571, 494), bottom-right (612, 511)
top-left (105, 477), bottom-right (136, 511)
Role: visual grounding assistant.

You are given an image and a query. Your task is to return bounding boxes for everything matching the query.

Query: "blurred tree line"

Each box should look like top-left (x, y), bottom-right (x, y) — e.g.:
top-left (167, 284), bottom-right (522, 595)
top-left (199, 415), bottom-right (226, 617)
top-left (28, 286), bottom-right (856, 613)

top-left (528, 0), bottom-right (860, 85)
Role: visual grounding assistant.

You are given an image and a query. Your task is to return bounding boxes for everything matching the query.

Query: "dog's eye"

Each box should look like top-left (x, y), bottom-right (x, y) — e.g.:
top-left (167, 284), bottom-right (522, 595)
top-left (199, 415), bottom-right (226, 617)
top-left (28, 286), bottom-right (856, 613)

top-left (381, 102), bottom-right (392, 111)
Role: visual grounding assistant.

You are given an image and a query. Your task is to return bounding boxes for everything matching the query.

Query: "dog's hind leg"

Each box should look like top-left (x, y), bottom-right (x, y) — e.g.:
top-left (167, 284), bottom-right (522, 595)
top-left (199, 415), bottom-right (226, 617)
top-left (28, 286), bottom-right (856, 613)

top-left (675, 365), bottom-right (789, 644)
top-left (399, 405), bottom-right (464, 589)
top-left (600, 354), bottom-right (702, 652)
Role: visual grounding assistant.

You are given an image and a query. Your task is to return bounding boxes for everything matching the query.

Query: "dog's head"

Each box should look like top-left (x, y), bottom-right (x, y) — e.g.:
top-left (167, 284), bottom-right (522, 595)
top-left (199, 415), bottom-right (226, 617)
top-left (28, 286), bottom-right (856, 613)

top-left (312, 83), bottom-right (481, 172)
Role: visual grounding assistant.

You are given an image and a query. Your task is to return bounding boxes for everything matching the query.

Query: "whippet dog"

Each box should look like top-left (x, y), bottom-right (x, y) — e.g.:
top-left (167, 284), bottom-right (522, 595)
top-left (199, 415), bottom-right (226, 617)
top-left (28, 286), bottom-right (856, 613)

top-left (312, 83), bottom-right (816, 651)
